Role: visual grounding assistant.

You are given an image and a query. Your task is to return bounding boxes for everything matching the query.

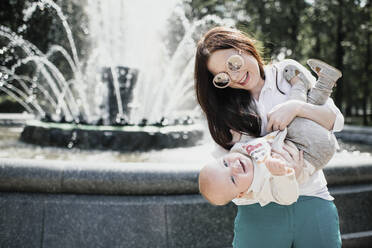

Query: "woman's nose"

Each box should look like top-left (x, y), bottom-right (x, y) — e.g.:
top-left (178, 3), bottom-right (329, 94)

top-left (229, 71), bottom-right (242, 82)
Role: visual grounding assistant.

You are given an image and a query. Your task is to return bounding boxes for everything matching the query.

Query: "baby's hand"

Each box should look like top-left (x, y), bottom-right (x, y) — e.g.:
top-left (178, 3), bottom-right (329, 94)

top-left (265, 156), bottom-right (293, 176)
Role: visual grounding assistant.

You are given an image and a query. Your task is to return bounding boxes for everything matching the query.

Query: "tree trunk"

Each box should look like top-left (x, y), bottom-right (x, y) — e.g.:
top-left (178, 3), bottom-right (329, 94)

top-left (313, 3), bottom-right (321, 56)
top-left (334, 0), bottom-right (345, 113)
top-left (363, 24), bottom-right (370, 125)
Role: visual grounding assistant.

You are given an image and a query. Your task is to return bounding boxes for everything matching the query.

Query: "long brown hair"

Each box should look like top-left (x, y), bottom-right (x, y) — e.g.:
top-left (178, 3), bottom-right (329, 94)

top-left (194, 26), bottom-right (265, 150)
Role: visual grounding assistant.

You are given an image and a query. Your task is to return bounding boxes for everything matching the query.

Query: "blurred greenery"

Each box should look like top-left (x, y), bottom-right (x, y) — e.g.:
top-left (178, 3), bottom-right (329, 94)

top-left (185, 0), bottom-right (372, 125)
top-left (0, 0), bottom-right (89, 114)
top-left (1, 0), bottom-right (89, 69)
top-left (0, 0), bottom-right (371, 126)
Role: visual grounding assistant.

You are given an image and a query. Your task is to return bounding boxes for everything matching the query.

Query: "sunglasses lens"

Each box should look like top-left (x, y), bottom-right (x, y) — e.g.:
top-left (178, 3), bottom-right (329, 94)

top-left (213, 73), bottom-right (230, 88)
top-left (227, 55), bottom-right (244, 71)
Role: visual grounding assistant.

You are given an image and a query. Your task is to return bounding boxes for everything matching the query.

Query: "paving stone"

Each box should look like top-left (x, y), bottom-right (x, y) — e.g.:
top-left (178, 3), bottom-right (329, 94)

top-left (166, 195), bottom-right (236, 248)
top-left (42, 195), bottom-right (167, 248)
top-left (0, 194), bottom-right (43, 248)
top-left (332, 185), bottom-right (372, 234)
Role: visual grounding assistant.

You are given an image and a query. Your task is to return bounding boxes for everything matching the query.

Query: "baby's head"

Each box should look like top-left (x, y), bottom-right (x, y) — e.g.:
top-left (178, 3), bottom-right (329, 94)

top-left (199, 152), bottom-right (254, 205)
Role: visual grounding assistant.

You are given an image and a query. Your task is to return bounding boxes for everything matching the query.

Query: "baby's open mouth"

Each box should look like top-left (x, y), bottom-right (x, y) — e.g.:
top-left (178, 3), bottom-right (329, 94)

top-left (239, 160), bottom-right (246, 173)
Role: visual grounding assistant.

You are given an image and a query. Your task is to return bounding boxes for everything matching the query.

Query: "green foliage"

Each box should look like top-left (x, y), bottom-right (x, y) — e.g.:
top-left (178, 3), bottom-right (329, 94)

top-left (0, 0), bottom-right (90, 114)
top-left (0, 0), bottom-right (90, 79)
top-left (186, 0), bottom-right (372, 125)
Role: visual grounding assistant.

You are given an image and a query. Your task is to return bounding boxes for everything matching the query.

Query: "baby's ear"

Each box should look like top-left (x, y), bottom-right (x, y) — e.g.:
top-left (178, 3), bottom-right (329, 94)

top-left (236, 192), bottom-right (245, 198)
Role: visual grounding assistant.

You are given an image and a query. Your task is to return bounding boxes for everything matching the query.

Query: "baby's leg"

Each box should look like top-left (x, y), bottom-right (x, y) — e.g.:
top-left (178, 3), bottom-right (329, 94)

top-left (286, 117), bottom-right (336, 171)
top-left (283, 61), bottom-right (340, 171)
top-left (307, 59), bottom-right (342, 105)
top-left (283, 65), bottom-right (312, 102)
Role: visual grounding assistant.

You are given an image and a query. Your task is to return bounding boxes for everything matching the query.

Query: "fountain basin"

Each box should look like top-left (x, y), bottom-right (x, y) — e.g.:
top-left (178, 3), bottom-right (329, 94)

top-left (0, 154), bottom-right (372, 248)
top-left (20, 120), bottom-right (204, 151)
top-left (335, 125), bottom-right (372, 146)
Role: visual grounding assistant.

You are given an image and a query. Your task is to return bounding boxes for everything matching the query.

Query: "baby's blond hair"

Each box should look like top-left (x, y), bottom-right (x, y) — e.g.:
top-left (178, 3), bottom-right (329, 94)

top-left (198, 164), bottom-right (231, 206)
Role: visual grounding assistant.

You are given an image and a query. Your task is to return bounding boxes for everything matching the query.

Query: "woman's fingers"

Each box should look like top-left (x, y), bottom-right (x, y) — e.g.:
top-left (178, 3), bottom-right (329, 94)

top-left (266, 117), bottom-right (274, 132)
top-left (271, 153), bottom-right (283, 160)
top-left (282, 141), bottom-right (299, 160)
top-left (266, 100), bottom-right (300, 133)
top-left (284, 140), bottom-right (297, 149)
top-left (299, 150), bottom-right (304, 164)
top-left (272, 148), bottom-right (292, 162)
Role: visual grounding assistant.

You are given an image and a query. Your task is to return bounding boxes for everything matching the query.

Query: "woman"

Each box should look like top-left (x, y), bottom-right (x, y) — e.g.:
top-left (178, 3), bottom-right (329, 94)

top-left (194, 26), bottom-right (342, 248)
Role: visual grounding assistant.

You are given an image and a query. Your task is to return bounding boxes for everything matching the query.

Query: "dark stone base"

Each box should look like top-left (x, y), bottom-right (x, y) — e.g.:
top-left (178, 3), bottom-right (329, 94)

top-left (0, 158), bottom-right (372, 247)
top-left (20, 121), bottom-right (203, 151)
top-left (331, 184), bottom-right (372, 248)
top-left (0, 193), bottom-right (236, 248)
top-left (335, 125), bottom-right (372, 145)
top-left (1, 186), bottom-right (371, 248)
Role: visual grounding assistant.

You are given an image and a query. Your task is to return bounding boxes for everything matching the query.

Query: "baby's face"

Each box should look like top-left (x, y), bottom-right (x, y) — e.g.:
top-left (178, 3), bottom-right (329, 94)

top-left (207, 152), bottom-right (254, 202)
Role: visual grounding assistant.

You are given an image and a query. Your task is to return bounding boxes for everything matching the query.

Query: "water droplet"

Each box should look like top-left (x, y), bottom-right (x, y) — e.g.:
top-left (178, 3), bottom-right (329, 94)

top-left (71, 131), bottom-right (77, 140)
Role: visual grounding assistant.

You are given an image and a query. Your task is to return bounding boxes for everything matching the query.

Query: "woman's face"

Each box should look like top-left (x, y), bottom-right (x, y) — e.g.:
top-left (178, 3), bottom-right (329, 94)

top-left (207, 48), bottom-right (263, 92)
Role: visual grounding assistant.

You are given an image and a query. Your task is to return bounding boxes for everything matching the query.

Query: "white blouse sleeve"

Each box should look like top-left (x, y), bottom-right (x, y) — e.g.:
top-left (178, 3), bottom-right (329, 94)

top-left (323, 97), bottom-right (344, 132)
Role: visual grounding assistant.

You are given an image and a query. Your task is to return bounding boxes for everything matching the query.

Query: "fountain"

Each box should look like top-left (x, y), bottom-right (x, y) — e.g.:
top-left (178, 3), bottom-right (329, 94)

top-left (0, 1), bottom-right (371, 247)
top-left (1, 0), bottom-right (221, 151)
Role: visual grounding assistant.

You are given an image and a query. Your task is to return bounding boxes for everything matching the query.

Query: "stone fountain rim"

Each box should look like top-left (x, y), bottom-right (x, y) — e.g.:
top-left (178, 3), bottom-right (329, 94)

top-left (25, 120), bottom-right (203, 132)
top-left (20, 120), bottom-right (205, 152)
top-left (1, 157), bottom-right (372, 196)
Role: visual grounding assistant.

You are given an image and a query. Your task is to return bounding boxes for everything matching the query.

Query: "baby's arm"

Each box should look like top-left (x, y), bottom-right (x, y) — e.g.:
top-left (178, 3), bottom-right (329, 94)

top-left (265, 155), bottom-right (293, 176)
top-left (261, 155), bottom-right (299, 205)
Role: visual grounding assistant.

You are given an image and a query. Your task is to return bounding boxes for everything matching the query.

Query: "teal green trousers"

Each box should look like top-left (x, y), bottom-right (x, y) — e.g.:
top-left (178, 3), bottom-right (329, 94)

top-left (232, 196), bottom-right (341, 248)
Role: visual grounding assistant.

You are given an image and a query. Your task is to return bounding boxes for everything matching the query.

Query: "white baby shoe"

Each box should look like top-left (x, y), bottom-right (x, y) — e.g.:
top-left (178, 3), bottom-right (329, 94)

top-left (307, 58), bottom-right (342, 83)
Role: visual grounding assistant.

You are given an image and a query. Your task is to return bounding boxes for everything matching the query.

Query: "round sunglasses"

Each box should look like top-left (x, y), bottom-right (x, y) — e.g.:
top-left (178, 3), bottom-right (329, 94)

top-left (213, 52), bottom-right (245, 88)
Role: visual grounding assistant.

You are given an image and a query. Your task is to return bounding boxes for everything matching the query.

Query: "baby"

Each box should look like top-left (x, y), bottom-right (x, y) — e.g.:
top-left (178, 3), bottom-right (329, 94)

top-left (199, 145), bottom-right (298, 206)
top-left (199, 59), bottom-right (342, 206)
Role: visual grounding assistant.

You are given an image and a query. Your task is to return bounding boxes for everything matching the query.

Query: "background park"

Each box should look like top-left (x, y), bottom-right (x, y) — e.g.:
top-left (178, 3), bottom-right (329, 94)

top-left (0, 0), bottom-right (371, 247)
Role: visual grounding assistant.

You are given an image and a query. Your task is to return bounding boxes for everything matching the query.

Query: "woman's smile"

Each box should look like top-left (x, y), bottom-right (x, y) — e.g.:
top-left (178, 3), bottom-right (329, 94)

top-left (237, 72), bottom-right (250, 86)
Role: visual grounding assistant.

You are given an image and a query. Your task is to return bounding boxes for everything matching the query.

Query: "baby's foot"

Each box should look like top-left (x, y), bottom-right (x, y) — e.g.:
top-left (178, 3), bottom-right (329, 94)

top-left (283, 65), bottom-right (312, 90)
top-left (307, 59), bottom-right (342, 81)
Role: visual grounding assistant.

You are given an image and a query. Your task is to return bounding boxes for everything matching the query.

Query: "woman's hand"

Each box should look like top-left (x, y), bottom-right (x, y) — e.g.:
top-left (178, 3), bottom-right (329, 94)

top-left (266, 100), bottom-right (305, 132)
top-left (272, 140), bottom-right (304, 178)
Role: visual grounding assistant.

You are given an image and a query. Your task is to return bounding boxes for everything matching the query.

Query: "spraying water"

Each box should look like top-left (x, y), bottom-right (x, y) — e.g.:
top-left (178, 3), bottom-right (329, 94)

top-left (0, 0), bottom-right (234, 126)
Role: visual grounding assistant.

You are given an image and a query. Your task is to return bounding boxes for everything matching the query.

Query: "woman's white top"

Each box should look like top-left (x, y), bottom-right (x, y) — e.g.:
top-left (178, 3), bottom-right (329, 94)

top-left (213, 59), bottom-right (344, 202)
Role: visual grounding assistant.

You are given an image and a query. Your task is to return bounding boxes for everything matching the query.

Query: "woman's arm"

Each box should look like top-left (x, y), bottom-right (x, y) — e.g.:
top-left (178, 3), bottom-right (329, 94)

top-left (297, 101), bottom-right (336, 130)
top-left (266, 99), bottom-right (337, 132)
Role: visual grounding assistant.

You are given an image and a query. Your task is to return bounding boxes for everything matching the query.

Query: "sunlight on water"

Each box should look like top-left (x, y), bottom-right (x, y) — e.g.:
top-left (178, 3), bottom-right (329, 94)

top-left (1, 0), bottom-right (232, 125)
